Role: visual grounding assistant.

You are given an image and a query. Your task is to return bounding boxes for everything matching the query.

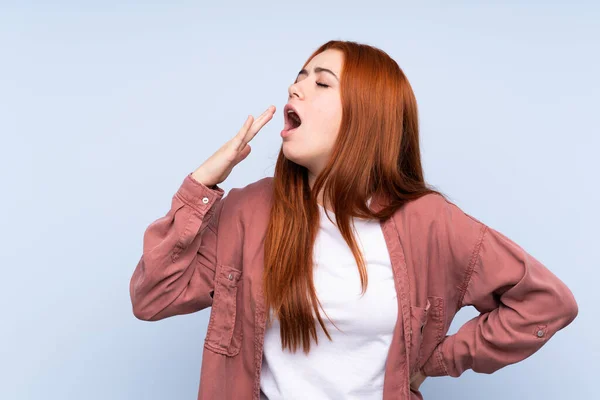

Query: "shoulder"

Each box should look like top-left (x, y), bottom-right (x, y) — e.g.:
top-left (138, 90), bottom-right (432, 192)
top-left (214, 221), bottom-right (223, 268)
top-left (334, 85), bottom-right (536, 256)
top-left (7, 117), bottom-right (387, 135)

top-left (224, 176), bottom-right (274, 209)
top-left (400, 192), bottom-right (484, 225)
top-left (400, 192), bottom-right (450, 216)
top-left (394, 192), bottom-right (487, 255)
top-left (216, 177), bottom-right (274, 229)
top-left (397, 192), bottom-right (466, 223)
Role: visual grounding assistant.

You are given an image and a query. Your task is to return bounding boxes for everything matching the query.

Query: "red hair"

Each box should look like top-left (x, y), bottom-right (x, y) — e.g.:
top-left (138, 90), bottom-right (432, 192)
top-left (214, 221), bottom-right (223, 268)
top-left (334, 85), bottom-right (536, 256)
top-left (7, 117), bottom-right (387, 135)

top-left (263, 40), bottom-right (444, 353)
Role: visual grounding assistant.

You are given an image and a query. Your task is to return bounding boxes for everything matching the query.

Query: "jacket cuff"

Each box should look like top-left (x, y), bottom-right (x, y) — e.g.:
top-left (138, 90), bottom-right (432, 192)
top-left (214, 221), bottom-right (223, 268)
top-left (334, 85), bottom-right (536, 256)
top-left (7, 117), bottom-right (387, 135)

top-left (176, 173), bottom-right (225, 213)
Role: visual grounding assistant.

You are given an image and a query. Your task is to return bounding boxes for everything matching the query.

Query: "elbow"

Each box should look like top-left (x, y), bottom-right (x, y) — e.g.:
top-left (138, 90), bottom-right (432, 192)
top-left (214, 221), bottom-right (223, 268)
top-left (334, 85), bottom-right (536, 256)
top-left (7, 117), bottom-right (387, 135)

top-left (130, 285), bottom-right (158, 321)
top-left (552, 283), bottom-right (578, 329)
top-left (132, 302), bottom-right (160, 321)
top-left (562, 292), bottom-right (579, 327)
top-left (130, 270), bottom-right (160, 321)
top-left (130, 283), bottom-right (162, 321)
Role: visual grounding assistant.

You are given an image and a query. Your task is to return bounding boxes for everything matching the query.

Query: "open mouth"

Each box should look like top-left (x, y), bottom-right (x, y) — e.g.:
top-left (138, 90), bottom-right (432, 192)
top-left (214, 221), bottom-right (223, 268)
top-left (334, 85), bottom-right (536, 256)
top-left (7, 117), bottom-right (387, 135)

top-left (285, 109), bottom-right (302, 131)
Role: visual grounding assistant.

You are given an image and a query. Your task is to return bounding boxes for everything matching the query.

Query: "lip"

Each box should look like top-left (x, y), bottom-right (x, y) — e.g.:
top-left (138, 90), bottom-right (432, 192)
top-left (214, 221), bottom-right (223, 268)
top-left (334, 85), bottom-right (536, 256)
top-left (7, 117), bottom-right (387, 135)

top-left (284, 103), bottom-right (301, 120)
top-left (280, 125), bottom-right (299, 138)
top-left (281, 103), bottom-right (302, 138)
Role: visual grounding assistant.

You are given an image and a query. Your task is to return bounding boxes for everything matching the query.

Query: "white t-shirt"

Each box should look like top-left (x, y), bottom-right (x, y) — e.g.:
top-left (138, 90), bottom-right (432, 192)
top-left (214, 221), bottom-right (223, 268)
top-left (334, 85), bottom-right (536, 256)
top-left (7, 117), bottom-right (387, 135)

top-left (260, 201), bottom-right (398, 399)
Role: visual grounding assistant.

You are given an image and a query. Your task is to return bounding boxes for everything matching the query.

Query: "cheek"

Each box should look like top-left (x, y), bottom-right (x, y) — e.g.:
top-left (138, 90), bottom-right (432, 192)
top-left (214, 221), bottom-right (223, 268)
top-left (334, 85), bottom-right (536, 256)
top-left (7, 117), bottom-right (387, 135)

top-left (321, 108), bottom-right (342, 144)
top-left (282, 102), bottom-right (341, 165)
top-left (313, 104), bottom-right (342, 136)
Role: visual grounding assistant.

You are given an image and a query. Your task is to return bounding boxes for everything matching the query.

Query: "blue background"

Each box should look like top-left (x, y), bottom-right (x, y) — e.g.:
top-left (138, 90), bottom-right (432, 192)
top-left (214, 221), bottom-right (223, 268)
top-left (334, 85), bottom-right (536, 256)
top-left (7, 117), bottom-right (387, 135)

top-left (1, 1), bottom-right (597, 399)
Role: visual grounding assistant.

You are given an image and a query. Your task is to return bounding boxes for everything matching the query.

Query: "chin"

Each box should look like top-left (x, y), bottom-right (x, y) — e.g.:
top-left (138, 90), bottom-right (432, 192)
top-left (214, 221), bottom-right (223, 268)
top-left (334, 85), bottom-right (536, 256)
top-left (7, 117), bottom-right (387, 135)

top-left (282, 142), bottom-right (300, 163)
top-left (282, 142), bottom-right (310, 168)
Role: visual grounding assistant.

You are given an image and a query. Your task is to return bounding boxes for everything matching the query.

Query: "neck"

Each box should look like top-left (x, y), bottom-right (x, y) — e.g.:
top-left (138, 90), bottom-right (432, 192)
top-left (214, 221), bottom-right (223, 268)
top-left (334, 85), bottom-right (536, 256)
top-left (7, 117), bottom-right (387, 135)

top-left (308, 170), bottom-right (328, 210)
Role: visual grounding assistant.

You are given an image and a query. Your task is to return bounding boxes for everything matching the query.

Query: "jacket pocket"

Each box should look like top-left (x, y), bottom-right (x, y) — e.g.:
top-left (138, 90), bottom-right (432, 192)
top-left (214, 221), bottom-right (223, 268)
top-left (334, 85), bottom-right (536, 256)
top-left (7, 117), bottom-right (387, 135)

top-left (409, 296), bottom-right (445, 374)
top-left (204, 264), bottom-right (243, 356)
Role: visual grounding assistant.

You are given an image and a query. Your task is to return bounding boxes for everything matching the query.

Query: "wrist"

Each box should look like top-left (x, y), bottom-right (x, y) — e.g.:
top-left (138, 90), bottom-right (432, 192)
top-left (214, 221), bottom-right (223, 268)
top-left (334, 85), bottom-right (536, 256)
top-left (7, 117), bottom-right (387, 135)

top-left (190, 172), bottom-right (216, 188)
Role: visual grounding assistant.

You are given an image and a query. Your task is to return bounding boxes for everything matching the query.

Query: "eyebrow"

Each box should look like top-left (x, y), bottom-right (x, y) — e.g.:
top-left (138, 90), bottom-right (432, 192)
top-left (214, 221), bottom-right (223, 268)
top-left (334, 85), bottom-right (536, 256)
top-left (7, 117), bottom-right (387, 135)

top-left (297, 66), bottom-right (339, 81)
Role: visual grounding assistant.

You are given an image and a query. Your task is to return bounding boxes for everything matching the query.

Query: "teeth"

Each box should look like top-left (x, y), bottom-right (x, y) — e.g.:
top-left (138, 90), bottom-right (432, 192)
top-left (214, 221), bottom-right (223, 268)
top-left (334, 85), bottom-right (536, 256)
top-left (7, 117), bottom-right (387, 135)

top-left (286, 108), bottom-right (301, 124)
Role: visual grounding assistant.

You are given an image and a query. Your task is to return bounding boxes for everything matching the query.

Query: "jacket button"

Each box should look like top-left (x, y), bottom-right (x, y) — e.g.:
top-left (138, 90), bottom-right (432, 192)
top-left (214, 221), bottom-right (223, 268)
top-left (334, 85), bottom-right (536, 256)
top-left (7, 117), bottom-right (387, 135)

top-left (228, 273), bottom-right (233, 280)
top-left (202, 197), bottom-right (209, 204)
top-left (537, 330), bottom-right (544, 337)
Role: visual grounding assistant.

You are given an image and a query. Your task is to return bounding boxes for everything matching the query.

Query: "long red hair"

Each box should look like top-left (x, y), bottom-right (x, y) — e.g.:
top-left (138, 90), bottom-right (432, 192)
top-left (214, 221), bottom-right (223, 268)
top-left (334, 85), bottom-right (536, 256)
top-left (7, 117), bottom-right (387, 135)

top-left (263, 40), bottom-right (444, 354)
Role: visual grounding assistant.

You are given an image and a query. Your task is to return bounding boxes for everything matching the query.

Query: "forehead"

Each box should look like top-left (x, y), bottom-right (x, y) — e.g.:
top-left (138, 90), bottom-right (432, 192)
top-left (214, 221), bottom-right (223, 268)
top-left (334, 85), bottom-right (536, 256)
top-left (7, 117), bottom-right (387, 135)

top-left (305, 49), bottom-right (344, 76)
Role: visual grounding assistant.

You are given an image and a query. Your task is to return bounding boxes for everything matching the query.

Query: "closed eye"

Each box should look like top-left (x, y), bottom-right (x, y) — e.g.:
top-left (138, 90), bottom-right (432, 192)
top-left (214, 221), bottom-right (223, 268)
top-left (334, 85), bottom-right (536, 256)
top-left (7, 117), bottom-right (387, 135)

top-left (316, 82), bottom-right (329, 88)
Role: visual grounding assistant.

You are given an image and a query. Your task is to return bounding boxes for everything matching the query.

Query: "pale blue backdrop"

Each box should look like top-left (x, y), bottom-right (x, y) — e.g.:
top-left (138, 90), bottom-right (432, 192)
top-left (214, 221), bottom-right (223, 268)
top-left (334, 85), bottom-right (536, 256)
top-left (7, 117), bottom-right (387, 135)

top-left (1, 1), bottom-right (597, 399)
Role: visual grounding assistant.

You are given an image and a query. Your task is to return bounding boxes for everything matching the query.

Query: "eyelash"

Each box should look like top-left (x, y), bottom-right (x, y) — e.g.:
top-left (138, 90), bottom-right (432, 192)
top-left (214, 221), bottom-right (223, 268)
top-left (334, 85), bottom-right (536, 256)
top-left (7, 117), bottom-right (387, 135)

top-left (293, 80), bottom-right (329, 88)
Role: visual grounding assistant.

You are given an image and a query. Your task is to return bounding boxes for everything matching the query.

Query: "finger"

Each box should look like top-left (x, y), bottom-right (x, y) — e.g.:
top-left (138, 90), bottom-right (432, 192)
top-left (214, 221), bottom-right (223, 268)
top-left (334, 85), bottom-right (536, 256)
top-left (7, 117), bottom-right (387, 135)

top-left (238, 107), bottom-right (271, 139)
top-left (234, 143), bottom-right (251, 164)
top-left (233, 106), bottom-right (275, 151)
top-left (243, 105), bottom-right (276, 143)
top-left (233, 115), bottom-right (254, 151)
top-left (255, 105), bottom-right (275, 123)
top-left (244, 106), bottom-right (274, 139)
top-left (254, 105), bottom-right (276, 127)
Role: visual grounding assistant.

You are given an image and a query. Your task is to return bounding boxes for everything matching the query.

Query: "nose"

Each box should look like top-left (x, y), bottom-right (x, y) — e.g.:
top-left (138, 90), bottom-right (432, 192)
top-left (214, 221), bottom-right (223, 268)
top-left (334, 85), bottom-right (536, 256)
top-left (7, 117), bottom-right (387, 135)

top-left (288, 82), bottom-right (303, 100)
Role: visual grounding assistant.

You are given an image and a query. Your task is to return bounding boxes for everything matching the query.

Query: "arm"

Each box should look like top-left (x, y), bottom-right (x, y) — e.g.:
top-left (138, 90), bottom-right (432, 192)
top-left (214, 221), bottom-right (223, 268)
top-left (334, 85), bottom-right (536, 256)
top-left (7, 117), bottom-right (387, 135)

top-left (129, 173), bottom-right (225, 321)
top-left (422, 201), bottom-right (579, 377)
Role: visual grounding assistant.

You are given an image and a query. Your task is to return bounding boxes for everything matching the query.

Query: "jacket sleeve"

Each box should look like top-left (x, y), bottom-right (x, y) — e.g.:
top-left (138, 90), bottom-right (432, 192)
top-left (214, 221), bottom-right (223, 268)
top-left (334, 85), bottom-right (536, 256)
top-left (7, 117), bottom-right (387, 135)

top-left (421, 199), bottom-right (579, 378)
top-left (129, 173), bottom-right (226, 321)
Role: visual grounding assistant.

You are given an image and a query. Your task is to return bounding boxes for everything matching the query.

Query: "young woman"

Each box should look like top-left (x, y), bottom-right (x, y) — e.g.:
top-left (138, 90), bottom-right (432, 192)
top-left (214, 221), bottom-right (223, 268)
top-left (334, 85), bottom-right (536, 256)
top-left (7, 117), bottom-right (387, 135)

top-left (129, 40), bottom-right (578, 400)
